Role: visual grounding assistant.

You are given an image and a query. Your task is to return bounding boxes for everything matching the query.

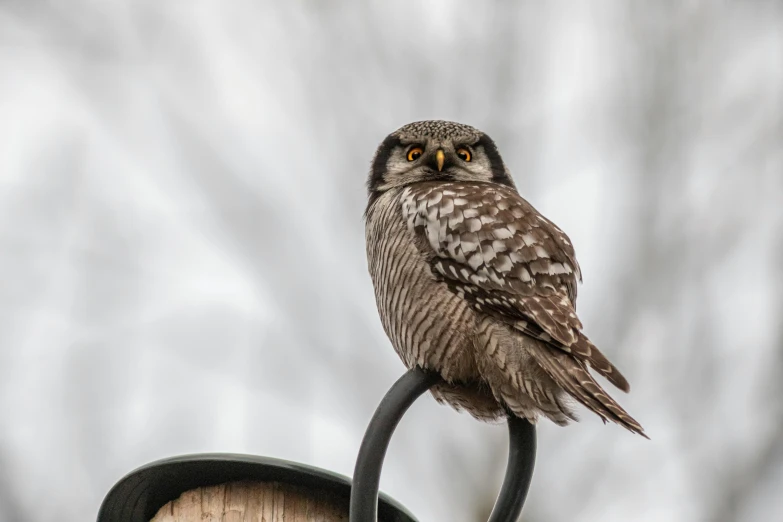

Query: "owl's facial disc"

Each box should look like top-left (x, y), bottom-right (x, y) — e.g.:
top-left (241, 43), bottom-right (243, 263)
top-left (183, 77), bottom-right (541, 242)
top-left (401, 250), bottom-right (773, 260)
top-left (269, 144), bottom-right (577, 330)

top-left (405, 143), bottom-right (451, 175)
top-left (379, 139), bottom-right (494, 189)
top-left (366, 121), bottom-right (517, 209)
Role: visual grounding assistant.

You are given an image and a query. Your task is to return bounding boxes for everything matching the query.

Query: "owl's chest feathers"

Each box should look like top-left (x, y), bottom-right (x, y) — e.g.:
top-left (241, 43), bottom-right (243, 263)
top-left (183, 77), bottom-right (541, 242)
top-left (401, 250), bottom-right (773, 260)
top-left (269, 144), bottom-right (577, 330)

top-left (365, 189), bottom-right (479, 379)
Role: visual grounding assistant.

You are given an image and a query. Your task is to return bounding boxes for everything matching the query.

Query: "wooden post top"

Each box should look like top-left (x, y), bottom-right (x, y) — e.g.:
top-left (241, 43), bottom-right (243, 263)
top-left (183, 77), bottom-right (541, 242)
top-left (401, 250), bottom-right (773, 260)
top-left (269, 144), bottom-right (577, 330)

top-left (151, 481), bottom-right (349, 522)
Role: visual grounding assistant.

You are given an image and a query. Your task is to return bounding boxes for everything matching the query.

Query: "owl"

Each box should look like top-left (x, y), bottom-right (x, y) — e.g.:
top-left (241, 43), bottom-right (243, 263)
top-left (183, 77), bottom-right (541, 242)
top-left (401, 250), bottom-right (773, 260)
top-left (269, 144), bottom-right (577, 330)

top-left (364, 120), bottom-right (645, 436)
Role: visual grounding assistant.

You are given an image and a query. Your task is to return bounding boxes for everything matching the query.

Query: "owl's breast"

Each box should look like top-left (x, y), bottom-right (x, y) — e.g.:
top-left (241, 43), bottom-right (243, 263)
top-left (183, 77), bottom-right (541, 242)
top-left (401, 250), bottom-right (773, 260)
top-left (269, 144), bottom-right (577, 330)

top-left (365, 189), bottom-right (478, 381)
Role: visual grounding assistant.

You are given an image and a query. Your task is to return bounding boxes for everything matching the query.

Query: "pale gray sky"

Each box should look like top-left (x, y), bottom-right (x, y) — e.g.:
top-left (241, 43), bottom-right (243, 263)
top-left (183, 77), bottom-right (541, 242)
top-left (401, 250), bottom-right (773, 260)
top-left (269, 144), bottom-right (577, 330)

top-left (1, 2), bottom-right (782, 521)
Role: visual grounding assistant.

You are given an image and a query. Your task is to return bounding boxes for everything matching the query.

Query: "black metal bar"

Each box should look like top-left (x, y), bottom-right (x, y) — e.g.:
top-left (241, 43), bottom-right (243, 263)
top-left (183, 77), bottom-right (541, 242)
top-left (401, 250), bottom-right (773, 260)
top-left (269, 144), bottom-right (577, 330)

top-left (350, 368), bottom-right (440, 522)
top-left (350, 368), bottom-right (538, 522)
top-left (487, 415), bottom-right (537, 522)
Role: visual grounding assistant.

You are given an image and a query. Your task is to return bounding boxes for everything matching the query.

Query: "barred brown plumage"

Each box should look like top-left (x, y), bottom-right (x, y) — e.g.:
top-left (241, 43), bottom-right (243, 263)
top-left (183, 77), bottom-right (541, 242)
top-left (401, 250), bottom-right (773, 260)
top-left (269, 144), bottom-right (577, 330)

top-left (365, 120), bottom-right (646, 437)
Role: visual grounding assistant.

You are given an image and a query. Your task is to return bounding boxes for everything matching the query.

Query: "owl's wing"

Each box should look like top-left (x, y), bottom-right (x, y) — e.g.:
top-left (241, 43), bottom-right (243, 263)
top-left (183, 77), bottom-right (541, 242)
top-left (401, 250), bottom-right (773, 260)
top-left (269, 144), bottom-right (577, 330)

top-left (401, 181), bottom-right (630, 393)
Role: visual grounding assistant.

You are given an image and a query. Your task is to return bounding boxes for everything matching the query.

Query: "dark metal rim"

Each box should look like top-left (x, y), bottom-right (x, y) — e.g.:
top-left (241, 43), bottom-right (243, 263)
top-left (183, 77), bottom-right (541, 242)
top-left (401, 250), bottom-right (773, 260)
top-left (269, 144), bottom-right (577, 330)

top-left (97, 453), bottom-right (417, 522)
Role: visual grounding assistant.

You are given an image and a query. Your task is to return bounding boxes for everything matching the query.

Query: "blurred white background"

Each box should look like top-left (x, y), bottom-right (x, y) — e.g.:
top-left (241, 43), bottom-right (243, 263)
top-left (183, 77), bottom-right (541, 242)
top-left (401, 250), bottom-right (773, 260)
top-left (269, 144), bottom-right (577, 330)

top-left (1, 1), bottom-right (782, 521)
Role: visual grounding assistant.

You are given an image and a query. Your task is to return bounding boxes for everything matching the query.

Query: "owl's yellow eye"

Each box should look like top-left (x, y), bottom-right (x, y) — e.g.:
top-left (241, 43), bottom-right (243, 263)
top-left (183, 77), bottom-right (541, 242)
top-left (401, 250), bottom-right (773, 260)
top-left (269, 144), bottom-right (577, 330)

top-left (407, 146), bottom-right (423, 161)
top-left (456, 148), bottom-right (471, 162)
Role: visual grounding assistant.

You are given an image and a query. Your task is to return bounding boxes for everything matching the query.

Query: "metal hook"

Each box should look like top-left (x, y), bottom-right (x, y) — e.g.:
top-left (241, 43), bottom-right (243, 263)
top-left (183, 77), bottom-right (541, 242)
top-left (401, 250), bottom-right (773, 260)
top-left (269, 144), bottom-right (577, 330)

top-left (349, 368), bottom-right (537, 522)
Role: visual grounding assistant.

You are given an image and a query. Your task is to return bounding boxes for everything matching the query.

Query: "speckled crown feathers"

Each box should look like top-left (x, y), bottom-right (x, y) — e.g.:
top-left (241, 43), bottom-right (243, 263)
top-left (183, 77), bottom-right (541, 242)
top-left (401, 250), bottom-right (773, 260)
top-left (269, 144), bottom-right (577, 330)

top-left (394, 120), bottom-right (482, 141)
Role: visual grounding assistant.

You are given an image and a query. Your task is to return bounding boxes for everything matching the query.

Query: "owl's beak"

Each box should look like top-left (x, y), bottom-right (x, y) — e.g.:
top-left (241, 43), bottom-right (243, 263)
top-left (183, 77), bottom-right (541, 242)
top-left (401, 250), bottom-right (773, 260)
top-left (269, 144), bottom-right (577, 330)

top-left (436, 149), bottom-right (445, 172)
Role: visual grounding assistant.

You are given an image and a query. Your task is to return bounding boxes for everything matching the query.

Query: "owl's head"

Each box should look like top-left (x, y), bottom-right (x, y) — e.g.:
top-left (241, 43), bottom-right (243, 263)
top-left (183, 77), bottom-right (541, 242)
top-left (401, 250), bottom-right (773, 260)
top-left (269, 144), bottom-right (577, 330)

top-left (367, 120), bottom-right (516, 207)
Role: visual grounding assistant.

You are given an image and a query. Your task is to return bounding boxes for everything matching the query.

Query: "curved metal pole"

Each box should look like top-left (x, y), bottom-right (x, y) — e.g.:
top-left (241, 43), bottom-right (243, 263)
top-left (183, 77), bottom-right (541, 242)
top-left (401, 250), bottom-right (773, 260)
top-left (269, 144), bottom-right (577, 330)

top-left (350, 368), bottom-right (537, 522)
top-left (487, 415), bottom-right (537, 522)
top-left (350, 368), bottom-right (440, 522)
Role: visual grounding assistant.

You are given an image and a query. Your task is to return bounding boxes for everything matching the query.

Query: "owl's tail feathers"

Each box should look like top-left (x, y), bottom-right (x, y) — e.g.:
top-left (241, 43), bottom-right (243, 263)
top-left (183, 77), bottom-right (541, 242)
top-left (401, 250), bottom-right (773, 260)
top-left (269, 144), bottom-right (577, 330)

top-left (569, 332), bottom-right (630, 393)
top-left (529, 342), bottom-right (648, 438)
top-left (497, 379), bottom-right (578, 428)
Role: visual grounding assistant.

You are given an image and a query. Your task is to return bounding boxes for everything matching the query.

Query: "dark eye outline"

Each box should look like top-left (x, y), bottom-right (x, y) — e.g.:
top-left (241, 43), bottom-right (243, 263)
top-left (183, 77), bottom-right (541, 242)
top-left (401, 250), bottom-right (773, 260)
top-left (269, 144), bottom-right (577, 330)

top-left (406, 146), bottom-right (424, 162)
top-left (456, 147), bottom-right (472, 162)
